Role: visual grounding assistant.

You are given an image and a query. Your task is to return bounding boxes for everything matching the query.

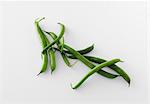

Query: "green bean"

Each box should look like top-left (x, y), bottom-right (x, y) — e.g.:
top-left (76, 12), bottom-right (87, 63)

top-left (71, 59), bottom-right (122, 89)
top-left (35, 17), bottom-right (48, 75)
top-left (64, 44), bottom-right (94, 55)
top-left (68, 55), bottom-right (130, 85)
top-left (49, 50), bottom-right (56, 73)
top-left (42, 23), bottom-right (65, 53)
top-left (60, 37), bottom-right (64, 52)
top-left (44, 31), bottom-right (72, 67)
top-left (35, 18), bottom-right (47, 48)
top-left (44, 36), bottom-right (56, 73)
top-left (52, 45), bottom-right (94, 56)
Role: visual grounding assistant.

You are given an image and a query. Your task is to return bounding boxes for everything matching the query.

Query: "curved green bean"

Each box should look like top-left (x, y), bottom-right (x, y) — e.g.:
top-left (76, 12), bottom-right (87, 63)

top-left (68, 55), bottom-right (130, 85)
top-left (64, 44), bottom-right (94, 55)
top-left (71, 59), bottom-right (122, 89)
top-left (35, 17), bottom-right (47, 48)
top-left (42, 23), bottom-right (65, 53)
top-left (35, 17), bottom-right (48, 75)
top-left (44, 35), bottom-right (56, 73)
top-left (37, 54), bottom-right (48, 75)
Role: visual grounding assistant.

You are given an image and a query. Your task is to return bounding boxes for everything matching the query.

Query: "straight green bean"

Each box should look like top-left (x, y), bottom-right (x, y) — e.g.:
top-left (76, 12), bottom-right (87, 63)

top-left (44, 35), bottom-right (56, 73)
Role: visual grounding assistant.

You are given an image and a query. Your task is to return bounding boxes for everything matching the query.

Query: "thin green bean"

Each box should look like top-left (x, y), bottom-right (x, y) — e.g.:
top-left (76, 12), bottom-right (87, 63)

top-left (71, 59), bottom-right (122, 89)
top-left (44, 35), bottom-right (56, 73)
top-left (35, 17), bottom-right (48, 75)
top-left (68, 55), bottom-right (130, 85)
top-left (42, 23), bottom-right (65, 53)
top-left (64, 44), bottom-right (94, 55)
top-left (60, 37), bottom-right (64, 52)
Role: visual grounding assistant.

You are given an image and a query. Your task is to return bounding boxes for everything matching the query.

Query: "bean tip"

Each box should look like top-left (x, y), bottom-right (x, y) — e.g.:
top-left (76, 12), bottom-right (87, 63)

top-left (120, 60), bottom-right (124, 62)
top-left (57, 22), bottom-right (61, 24)
top-left (35, 17), bottom-right (45, 23)
top-left (51, 70), bottom-right (55, 74)
top-left (57, 22), bottom-right (64, 26)
top-left (70, 60), bottom-right (78, 67)
top-left (92, 44), bottom-right (95, 47)
top-left (43, 30), bottom-right (49, 34)
top-left (70, 83), bottom-right (75, 89)
top-left (127, 80), bottom-right (131, 87)
top-left (37, 71), bottom-right (43, 76)
top-left (42, 49), bottom-right (46, 54)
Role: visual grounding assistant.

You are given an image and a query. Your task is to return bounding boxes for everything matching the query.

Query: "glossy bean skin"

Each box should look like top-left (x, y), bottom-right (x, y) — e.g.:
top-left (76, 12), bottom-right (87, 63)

top-left (71, 59), bottom-right (122, 89)
top-left (44, 36), bottom-right (56, 73)
top-left (49, 50), bottom-right (56, 73)
top-left (68, 55), bottom-right (130, 85)
top-left (60, 37), bottom-right (64, 52)
top-left (35, 17), bottom-right (48, 75)
top-left (44, 31), bottom-right (72, 67)
top-left (42, 23), bottom-right (65, 53)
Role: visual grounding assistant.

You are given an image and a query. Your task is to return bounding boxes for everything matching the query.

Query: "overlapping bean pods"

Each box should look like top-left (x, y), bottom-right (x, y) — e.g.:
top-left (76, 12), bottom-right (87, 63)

top-left (35, 17), bottom-right (131, 89)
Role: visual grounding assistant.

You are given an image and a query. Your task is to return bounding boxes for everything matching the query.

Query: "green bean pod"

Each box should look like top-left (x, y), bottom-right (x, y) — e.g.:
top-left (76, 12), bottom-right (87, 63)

top-left (60, 37), bottom-right (64, 52)
top-left (64, 44), bottom-right (94, 55)
top-left (37, 54), bottom-right (48, 75)
top-left (71, 59), bottom-right (122, 89)
top-left (35, 17), bottom-right (48, 75)
top-left (44, 36), bottom-right (56, 73)
top-left (49, 49), bottom-right (56, 73)
top-left (68, 55), bottom-right (130, 85)
top-left (42, 23), bottom-right (65, 53)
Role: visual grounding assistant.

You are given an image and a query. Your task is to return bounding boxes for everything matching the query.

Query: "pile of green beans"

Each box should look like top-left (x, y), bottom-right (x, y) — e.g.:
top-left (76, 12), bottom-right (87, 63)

top-left (35, 17), bottom-right (131, 89)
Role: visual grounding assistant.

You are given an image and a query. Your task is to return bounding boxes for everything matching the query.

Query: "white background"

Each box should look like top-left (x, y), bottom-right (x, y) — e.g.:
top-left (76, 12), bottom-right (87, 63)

top-left (0, 1), bottom-right (149, 104)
